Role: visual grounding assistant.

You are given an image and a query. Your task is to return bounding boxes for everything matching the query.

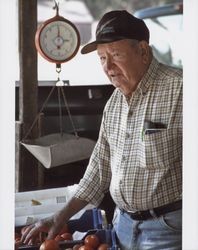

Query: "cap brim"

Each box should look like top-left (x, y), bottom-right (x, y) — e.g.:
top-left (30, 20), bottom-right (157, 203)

top-left (81, 37), bottom-right (126, 54)
top-left (81, 41), bottom-right (98, 54)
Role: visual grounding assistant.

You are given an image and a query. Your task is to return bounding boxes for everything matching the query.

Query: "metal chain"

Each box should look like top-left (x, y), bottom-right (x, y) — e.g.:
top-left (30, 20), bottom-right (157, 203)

top-left (22, 63), bottom-right (78, 140)
top-left (21, 84), bottom-right (57, 141)
top-left (60, 86), bottom-right (79, 138)
top-left (57, 86), bottom-right (63, 137)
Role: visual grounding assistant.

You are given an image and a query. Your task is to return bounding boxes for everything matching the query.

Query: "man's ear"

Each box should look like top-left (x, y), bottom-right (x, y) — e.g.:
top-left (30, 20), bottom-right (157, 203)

top-left (139, 41), bottom-right (150, 64)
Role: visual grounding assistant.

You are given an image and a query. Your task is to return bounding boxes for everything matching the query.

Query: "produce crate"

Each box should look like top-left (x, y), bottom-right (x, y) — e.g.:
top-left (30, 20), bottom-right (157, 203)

top-left (15, 185), bottom-right (95, 226)
top-left (16, 208), bottom-right (120, 250)
top-left (15, 185), bottom-right (78, 208)
top-left (68, 207), bottom-right (103, 234)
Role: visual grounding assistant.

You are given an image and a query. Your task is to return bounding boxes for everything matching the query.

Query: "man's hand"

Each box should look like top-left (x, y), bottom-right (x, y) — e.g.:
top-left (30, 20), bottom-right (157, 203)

top-left (20, 216), bottom-right (52, 245)
top-left (20, 196), bottom-right (88, 245)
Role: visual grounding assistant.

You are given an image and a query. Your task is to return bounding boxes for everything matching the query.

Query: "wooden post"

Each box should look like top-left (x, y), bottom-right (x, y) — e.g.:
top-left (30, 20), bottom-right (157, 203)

top-left (18, 0), bottom-right (39, 191)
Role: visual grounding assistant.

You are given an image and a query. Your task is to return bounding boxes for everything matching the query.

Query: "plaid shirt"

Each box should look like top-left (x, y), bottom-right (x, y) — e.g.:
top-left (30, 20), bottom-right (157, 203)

top-left (74, 57), bottom-right (182, 211)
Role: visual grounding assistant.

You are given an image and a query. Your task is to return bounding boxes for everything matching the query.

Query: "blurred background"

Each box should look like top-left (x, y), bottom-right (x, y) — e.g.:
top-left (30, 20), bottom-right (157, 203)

top-left (14, 0), bottom-right (183, 85)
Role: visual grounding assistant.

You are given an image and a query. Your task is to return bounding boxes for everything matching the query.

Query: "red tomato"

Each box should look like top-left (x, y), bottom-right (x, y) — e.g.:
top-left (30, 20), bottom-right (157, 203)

top-left (15, 237), bottom-right (21, 243)
top-left (60, 232), bottom-right (73, 240)
top-left (84, 234), bottom-right (100, 249)
top-left (97, 243), bottom-right (109, 250)
top-left (73, 243), bottom-right (83, 250)
top-left (15, 232), bottom-right (21, 239)
top-left (79, 245), bottom-right (94, 250)
top-left (55, 234), bottom-right (64, 242)
top-left (15, 241), bottom-right (20, 250)
top-left (39, 239), bottom-right (59, 250)
top-left (15, 238), bottom-right (23, 250)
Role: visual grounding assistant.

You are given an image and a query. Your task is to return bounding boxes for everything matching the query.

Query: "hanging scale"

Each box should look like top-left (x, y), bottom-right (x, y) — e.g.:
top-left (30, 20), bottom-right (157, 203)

top-left (21, 1), bottom-right (96, 168)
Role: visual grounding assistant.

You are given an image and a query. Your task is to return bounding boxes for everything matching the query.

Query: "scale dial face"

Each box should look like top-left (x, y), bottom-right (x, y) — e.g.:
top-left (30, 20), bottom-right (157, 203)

top-left (35, 17), bottom-right (80, 63)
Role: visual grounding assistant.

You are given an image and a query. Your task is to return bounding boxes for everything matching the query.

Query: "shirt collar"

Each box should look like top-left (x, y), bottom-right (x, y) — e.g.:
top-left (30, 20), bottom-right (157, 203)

top-left (117, 57), bottom-right (160, 102)
top-left (136, 56), bottom-right (160, 96)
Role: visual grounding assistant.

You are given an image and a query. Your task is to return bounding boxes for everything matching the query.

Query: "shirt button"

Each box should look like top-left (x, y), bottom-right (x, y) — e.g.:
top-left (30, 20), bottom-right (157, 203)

top-left (128, 110), bottom-right (133, 116)
top-left (126, 133), bottom-right (130, 138)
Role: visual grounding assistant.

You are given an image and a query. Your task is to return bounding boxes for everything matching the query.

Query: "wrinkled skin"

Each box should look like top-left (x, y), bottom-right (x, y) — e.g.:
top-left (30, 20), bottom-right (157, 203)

top-left (21, 197), bottom-right (88, 245)
top-left (97, 39), bottom-right (152, 97)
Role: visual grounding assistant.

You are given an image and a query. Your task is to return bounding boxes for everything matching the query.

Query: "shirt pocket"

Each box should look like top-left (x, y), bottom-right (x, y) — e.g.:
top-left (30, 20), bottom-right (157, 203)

top-left (138, 128), bottom-right (182, 169)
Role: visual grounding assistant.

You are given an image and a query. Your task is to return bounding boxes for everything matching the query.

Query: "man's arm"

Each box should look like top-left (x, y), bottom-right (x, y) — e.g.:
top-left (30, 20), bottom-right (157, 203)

top-left (21, 196), bottom-right (88, 245)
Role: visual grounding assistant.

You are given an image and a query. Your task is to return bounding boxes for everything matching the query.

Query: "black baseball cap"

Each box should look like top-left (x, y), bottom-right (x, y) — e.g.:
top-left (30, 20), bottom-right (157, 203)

top-left (81, 10), bottom-right (150, 54)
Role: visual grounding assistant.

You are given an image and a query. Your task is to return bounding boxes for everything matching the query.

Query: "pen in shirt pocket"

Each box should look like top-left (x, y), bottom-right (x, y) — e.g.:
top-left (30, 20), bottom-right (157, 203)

top-left (142, 120), bottom-right (167, 140)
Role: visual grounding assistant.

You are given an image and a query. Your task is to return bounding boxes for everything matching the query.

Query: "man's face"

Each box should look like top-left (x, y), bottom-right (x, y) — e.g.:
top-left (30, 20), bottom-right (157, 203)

top-left (97, 39), bottom-right (148, 96)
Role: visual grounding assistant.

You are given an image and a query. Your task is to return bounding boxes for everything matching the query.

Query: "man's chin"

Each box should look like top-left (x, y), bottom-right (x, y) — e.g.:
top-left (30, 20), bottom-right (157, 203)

top-left (111, 80), bottom-right (121, 88)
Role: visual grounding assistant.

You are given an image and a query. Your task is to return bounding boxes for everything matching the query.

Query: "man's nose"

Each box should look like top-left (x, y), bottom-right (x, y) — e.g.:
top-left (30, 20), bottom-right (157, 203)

top-left (104, 57), bottom-right (114, 71)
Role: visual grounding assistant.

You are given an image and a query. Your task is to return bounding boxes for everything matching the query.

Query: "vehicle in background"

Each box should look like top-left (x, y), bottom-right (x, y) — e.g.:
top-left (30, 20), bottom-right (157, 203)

top-left (134, 2), bottom-right (183, 68)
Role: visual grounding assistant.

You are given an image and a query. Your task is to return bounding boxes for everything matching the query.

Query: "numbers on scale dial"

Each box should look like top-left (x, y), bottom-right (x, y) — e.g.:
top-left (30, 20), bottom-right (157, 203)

top-left (40, 20), bottom-right (79, 61)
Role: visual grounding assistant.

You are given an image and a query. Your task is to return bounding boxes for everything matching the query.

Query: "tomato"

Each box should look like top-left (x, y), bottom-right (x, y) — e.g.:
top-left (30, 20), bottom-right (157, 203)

top-left (78, 245), bottom-right (94, 250)
top-left (15, 232), bottom-right (21, 239)
top-left (15, 238), bottom-right (23, 250)
top-left (97, 243), bottom-right (109, 250)
top-left (15, 237), bottom-right (21, 243)
top-left (60, 232), bottom-right (73, 240)
top-left (15, 241), bottom-right (21, 250)
top-left (55, 234), bottom-right (64, 242)
top-left (39, 239), bottom-right (60, 250)
top-left (72, 243), bottom-right (83, 250)
top-left (84, 234), bottom-right (100, 249)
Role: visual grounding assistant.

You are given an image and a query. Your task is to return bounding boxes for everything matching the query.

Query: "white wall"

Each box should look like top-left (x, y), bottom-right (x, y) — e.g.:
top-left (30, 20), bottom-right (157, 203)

top-left (183, 0), bottom-right (198, 249)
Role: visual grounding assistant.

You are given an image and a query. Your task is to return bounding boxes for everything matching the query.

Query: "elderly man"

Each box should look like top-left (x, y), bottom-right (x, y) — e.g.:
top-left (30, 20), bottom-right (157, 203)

top-left (22, 10), bottom-right (182, 250)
